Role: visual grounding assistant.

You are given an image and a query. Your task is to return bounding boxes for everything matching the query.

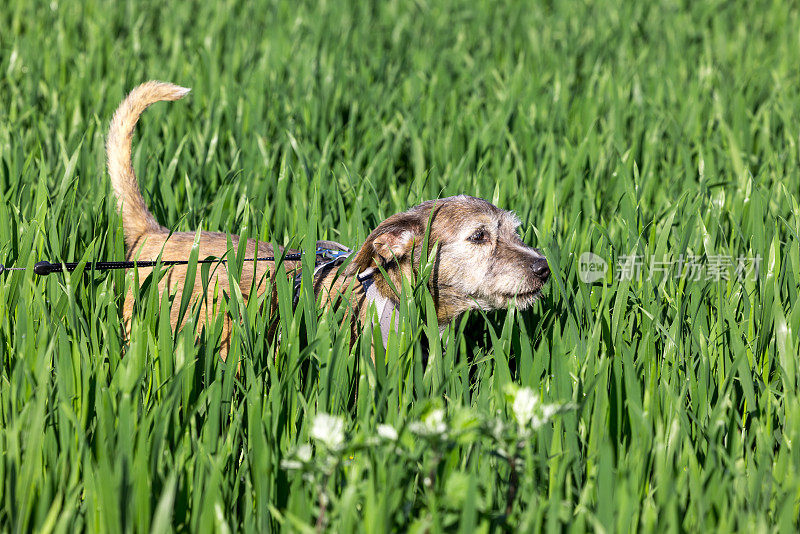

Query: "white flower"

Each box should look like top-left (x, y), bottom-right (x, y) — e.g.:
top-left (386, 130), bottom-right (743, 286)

top-left (512, 387), bottom-right (539, 428)
top-left (280, 459), bottom-right (303, 470)
top-left (541, 403), bottom-right (560, 420)
top-left (409, 409), bottom-right (447, 437)
top-left (506, 384), bottom-right (568, 432)
top-left (310, 413), bottom-right (345, 450)
top-left (377, 424), bottom-right (398, 441)
top-left (281, 443), bottom-right (314, 470)
top-left (297, 443), bottom-right (312, 462)
top-left (531, 403), bottom-right (561, 429)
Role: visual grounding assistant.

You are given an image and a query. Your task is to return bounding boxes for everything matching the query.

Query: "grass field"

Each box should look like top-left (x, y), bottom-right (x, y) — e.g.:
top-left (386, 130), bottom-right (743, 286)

top-left (2, 0), bottom-right (800, 531)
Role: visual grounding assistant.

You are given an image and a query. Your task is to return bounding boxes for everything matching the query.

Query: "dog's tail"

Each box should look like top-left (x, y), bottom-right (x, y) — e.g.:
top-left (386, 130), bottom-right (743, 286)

top-left (106, 81), bottom-right (191, 248)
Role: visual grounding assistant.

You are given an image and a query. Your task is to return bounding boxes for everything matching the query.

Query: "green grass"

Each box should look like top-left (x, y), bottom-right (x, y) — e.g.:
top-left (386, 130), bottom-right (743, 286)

top-left (2, 0), bottom-right (800, 531)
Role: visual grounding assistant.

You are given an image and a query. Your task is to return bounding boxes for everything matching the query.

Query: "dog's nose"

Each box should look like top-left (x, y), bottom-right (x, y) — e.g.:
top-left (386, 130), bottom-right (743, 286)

top-left (532, 258), bottom-right (550, 281)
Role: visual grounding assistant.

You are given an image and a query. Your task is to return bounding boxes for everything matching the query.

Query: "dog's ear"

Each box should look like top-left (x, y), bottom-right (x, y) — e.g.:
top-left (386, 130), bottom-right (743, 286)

top-left (347, 214), bottom-right (424, 274)
top-left (372, 230), bottom-right (415, 263)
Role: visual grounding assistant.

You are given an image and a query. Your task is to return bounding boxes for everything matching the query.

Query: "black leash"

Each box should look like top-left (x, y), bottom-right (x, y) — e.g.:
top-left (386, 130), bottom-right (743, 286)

top-left (0, 248), bottom-right (351, 276)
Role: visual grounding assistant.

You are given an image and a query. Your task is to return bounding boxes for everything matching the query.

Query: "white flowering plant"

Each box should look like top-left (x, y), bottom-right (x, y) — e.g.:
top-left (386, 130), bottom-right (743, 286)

top-left (504, 384), bottom-right (565, 436)
top-left (279, 394), bottom-right (573, 530)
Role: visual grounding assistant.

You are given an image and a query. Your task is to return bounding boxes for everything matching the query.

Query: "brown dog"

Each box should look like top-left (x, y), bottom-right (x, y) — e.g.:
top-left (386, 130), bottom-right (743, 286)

top-left (107, 81), bottom-right (550, 357)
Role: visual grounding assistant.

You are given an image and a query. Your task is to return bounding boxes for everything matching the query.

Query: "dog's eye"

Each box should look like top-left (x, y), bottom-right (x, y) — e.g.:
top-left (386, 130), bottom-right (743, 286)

top-left (467, 229), bottom-right (487, 243)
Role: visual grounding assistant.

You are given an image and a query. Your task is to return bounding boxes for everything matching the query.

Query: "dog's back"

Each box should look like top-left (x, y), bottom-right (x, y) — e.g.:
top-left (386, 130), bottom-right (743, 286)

top-left (107, 82), bottom-right (290, 355)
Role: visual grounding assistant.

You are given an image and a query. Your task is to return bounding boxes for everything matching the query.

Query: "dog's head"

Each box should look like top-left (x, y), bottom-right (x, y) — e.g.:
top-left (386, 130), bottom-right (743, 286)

top-left (348, 195), bottom-right (550, 324)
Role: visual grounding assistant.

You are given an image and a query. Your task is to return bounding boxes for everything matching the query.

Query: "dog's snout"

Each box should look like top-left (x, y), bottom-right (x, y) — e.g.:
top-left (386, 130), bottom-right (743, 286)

top-left (532, 258), bottom-right (550, 281)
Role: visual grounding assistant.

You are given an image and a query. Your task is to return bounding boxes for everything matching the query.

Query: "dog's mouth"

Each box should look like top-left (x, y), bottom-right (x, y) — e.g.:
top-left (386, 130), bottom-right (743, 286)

top-left (503, 288), bottom-right (543, 309)
top-left (439, 276), bottom-right (548, 312)
top-left (470, 286), bottom-right (544, 311)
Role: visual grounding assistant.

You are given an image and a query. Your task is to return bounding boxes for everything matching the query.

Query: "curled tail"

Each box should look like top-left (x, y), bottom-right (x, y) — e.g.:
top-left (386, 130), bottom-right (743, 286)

top-left (106, 81), bottom-right (191, 248)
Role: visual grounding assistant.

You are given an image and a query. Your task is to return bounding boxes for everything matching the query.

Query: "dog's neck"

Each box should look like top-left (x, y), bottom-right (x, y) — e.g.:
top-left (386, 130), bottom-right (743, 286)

top-left (355, 267), bottom-right (398, 347)
top-left (312, 255), bottom-right (457, 347)
top-left (359, 271), bottom-right (455, 342)
top-left (310, 254), bottom-right (400, 345)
